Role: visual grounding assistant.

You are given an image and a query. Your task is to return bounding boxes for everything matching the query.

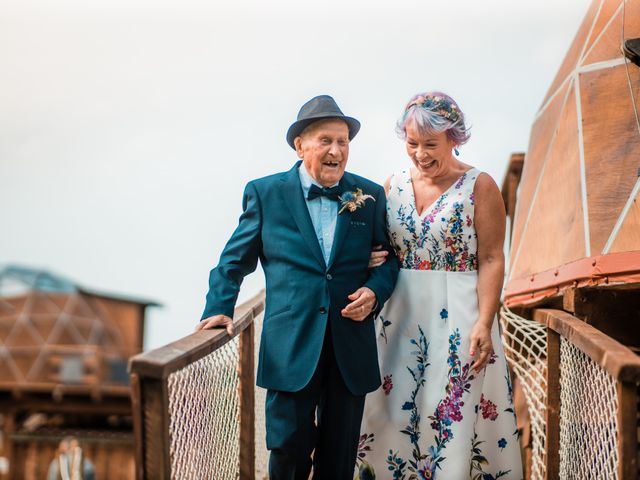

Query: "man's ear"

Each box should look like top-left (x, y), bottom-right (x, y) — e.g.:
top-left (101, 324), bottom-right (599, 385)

top-left (294, 136), bottom-right (304, 158)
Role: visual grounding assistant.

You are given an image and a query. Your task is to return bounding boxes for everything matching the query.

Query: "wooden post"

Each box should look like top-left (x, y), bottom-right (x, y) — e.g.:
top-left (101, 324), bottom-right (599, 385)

top-left (616, 382), bottom-right (638, 479)
top-left (140, 378), bottom-right (171, 480)
top-left (130, 373), bottom-right (144, 480)
top-left (5, 412), bottom-right (15, 480)
top-left (545, 328), bottom-right (560, 480)
top-left (239, 320), bottom-right (255, 480)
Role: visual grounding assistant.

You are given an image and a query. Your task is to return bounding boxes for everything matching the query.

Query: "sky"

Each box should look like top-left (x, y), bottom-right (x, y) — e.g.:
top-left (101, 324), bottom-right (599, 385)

top-left (0, 0), bottom-right (593, 349)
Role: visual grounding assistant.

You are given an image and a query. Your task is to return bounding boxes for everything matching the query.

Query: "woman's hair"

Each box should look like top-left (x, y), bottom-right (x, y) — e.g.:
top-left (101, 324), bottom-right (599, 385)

top-left (396, 91), bottom-right (470, 146)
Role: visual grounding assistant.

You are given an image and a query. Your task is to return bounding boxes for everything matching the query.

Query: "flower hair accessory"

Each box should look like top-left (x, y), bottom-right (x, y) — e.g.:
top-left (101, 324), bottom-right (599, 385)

top-left (407, 95), bottom-right (460, 122)
top-left (339, 188), bottom-right (375, 214)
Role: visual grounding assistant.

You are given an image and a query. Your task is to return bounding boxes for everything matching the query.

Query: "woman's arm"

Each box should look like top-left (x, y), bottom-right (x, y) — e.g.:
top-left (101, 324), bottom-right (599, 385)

top-left (368, 175), bottom-right (393, 268)
top-left (470, 172), bottom-right (506, 371)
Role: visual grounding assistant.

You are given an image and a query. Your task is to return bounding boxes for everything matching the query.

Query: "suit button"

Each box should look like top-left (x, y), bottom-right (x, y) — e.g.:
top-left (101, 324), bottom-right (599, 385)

top-left (319, 307), bottom-right (327, 314)
top-left (326, 274), bottom-right (333, 280)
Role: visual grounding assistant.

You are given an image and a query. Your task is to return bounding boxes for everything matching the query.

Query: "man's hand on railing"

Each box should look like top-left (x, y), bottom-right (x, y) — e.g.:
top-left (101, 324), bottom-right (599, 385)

top-left (196, 314), bottom-right (234, 336)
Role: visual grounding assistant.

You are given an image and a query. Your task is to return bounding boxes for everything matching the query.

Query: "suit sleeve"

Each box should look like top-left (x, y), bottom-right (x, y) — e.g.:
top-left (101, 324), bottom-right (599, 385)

top-left (364, 185), bottom-right (399, 316)
top-left (201, 181), bottom-right (263, 320)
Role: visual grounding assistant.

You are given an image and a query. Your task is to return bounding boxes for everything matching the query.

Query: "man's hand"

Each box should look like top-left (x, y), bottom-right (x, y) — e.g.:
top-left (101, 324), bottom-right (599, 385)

top-left (368, 244), bottom-right (389, 268)
top-left (196, 314), bottom-right (234, 336)
top-left (341, 287), bottom-right (377, 321)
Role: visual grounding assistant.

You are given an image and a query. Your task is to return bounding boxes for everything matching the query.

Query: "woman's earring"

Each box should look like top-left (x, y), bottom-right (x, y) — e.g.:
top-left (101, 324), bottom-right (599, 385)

top-left (454, 148), bottom-right (460, 156)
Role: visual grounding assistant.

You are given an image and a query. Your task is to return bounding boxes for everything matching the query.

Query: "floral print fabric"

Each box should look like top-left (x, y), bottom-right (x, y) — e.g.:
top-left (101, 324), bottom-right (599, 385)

top-left (357, 169), bottom-right (523, 479)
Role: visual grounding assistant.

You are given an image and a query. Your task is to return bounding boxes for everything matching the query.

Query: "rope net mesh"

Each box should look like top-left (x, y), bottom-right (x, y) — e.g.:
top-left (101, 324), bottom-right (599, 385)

top-left (558, 337), bottom-right (619, 479)
top-left (162, 310), bottom-right (268, 479)
top-left (499, 307), bottom-right (547, 480)
top-left (167, 336), bottom-right (241, 479)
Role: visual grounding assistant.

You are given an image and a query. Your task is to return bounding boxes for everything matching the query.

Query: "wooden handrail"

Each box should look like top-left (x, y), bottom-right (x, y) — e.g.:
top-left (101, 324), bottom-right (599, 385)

top-left (533, 308), bottom-right (640, 382)
top-left (129, 289), bottom-right (266, 480)
top-left (129, 290), bottom-right (265, 380)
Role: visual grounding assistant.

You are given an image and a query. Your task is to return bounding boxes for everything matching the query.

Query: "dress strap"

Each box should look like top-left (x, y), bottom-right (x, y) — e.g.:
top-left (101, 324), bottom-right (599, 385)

top-left (459, 167), bottom-right (481, 192)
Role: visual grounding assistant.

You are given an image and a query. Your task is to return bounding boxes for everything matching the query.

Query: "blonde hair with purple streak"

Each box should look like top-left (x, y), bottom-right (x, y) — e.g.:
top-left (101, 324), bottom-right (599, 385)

top-left (396, 91), bottom-right (470, 146)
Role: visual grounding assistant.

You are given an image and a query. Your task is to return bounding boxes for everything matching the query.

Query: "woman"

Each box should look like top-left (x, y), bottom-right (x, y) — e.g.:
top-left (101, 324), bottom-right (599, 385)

top-left (357, 92), bottom-right (522, 479)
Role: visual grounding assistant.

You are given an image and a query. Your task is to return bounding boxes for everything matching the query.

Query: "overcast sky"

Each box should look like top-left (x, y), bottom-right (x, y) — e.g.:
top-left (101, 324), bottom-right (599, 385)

top-left (1, 0), bottom-right (592, 349)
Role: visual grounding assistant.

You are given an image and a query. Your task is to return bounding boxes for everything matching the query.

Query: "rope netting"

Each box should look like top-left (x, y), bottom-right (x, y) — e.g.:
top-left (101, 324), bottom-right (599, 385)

top-left (558, 338), bottom-right (619, 479)
top-left (167, 336), bottom-right (241, 479)
top-left (161, 311), bottom-right (268, 480)
top-left (499, 307), bottom-right (548, 480)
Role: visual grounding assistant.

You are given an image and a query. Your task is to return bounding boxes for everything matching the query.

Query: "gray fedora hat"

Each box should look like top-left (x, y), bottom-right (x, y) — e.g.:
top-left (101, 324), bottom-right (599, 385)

top-left (286, 95), bottom-right (361, 149)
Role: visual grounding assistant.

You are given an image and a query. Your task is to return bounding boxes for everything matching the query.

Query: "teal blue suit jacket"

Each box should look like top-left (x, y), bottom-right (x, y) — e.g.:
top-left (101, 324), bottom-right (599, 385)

top-left (202, 161), bottom-right (399, 395)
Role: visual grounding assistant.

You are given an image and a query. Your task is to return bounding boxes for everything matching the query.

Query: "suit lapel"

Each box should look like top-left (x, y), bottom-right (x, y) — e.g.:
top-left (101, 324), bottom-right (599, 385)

top-left (327, 174), bottom-right (355, 269)
top-left (281, 162), bottom-right (326, 269)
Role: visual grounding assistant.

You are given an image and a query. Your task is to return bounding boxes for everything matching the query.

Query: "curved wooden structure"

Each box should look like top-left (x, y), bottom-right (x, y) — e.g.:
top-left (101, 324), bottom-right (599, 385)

top-left (504, 0), bottom-right (640, 307)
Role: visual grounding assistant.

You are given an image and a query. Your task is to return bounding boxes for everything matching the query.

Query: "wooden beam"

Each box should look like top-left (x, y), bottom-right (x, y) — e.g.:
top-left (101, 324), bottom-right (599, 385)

top-left (562, 287), bottom-right (640, 349)
top-left (534, 309), bottom-right (640, 383)
top-left (239, 321), bottom-right (255, 480)
top-left (545, 328), bottom-right (560, 480)
top-left (616, 382), bottom-right (638, 479)
top-left (140, 378), bottom-right (170, 480)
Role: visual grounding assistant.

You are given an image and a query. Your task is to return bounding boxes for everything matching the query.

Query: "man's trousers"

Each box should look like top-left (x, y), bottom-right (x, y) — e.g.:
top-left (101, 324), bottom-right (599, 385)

top-left (265, 321), bottom-right (366, 480)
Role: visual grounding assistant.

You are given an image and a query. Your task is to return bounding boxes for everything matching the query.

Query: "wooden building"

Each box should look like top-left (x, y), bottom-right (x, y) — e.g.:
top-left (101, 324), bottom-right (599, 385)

top-left (500, 0), bottom-right (640, 477)
top-left (0, 266), bottom-right (157, 479)
top-left (502, 0), bottom-right (640, 348)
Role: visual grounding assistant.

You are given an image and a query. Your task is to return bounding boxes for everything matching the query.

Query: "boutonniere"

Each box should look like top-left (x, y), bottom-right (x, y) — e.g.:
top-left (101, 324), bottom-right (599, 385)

top-left (338, 188), bottom-right (375, 214)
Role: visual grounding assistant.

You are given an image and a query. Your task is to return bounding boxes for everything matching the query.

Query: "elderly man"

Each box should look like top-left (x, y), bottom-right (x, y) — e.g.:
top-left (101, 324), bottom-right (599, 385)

top-left (198, 95), bottom-right (398, 479)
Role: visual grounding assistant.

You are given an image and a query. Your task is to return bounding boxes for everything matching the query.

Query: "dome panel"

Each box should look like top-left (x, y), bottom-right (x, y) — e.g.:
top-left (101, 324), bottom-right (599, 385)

top-left (540, 0), bottom-right (601, 107)
top-left (583, 0), bottom-right (640, 65)
top-left (608, 187), bottom-right (640, 253)
top-left (580, 65), bottom-right (640, 253)
top-left (510, 81), bottom-right (571, 267)
top-left (511, 87), bottom-right (586, 279)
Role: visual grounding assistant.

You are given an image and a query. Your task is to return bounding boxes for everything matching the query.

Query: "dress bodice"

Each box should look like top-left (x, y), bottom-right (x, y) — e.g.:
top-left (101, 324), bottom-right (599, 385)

top-left (386, 167), bottom-right (480, 271)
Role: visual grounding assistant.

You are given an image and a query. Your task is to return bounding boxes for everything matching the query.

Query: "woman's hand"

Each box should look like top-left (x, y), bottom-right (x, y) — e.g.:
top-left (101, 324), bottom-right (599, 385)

top-left (368, 245), bottom-right (389, 268)
top-left (469, 322), bottom-right (493, 372)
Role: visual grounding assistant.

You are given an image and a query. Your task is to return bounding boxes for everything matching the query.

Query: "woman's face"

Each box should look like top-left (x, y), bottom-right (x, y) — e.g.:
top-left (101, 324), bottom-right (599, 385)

top-left (405, 121), bottom-right (456, 178)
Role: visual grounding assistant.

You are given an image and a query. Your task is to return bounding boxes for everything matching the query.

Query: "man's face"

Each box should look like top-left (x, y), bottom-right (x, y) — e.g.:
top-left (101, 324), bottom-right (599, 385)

top-left (294, 119), bottom-right (350, 187)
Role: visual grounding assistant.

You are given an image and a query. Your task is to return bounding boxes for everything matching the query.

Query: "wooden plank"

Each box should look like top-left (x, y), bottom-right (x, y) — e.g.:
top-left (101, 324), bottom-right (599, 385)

top-left (505, 252), bottom-right (640, 307)
top-left (239, 321), bottom-right (255, 480)
top-left (501, 153), bottom-right (525, 231)
top-left (617, 382), bottom-right (638, 479)
top-left (545, 328), bottom-right (560, 480)
top-left (534, 309), bottom-right (640, 382)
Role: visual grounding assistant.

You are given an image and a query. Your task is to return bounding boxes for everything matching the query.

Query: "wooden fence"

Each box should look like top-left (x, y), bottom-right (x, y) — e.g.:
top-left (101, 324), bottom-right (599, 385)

top-left (129, 291), bottom-right (266, 480)
top-left (501, 307), bottom-right (640, 479)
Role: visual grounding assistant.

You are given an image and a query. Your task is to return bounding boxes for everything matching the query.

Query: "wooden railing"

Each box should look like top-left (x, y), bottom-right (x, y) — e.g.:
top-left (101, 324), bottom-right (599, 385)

top-left (129, 290), bottom-right (266, 480)
top-left (500, 307), bottom-right (640, 479)
top-left (129, 294), bottom-right (639, 479)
